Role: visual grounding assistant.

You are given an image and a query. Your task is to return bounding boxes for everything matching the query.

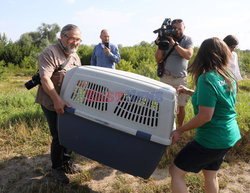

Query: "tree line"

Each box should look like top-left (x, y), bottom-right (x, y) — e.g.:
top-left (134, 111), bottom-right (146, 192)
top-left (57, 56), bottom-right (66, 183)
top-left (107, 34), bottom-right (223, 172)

top-left (0, 23), bottom-right (249, 79)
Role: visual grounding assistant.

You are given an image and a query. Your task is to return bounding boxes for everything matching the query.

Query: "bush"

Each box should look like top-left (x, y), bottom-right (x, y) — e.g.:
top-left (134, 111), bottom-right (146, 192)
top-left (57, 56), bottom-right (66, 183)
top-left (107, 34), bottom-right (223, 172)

top-left (20, 55), bottom-right (38, 75)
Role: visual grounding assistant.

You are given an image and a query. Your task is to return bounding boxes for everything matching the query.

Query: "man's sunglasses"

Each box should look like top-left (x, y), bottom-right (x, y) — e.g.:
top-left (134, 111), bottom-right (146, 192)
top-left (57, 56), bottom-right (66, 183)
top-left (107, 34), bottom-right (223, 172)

top-left (171, 19), bottom-right (183, 25)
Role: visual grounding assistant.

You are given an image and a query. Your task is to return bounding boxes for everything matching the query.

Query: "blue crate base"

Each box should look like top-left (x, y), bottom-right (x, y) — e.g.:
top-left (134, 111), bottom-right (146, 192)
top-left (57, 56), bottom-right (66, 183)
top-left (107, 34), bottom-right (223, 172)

top-left (58, 111), bottom-right (167, 179)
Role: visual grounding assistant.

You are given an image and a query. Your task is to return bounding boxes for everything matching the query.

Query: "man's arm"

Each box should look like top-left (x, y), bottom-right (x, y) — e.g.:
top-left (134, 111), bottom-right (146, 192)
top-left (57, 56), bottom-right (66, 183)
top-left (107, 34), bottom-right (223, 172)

top-left (155, 49), bottom-right (164, 63)
top-left (40, 76), bottom-right (70, 114)
top-left (168, 36), bottom-right (193, 60)
top-left (90, 47), bottom-right (97, 66)
top-left (155, 46), bottom-right (193, 63)
top-left (174, 45), bottom-right (193, 60)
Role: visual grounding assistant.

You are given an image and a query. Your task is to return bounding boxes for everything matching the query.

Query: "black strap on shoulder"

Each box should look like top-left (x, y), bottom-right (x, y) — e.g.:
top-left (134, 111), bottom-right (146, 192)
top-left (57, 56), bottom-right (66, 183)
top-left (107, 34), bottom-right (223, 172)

top-left (160, 36), bottom-right (184, 63)
top-left (54, 56), bottom-right (72, 72)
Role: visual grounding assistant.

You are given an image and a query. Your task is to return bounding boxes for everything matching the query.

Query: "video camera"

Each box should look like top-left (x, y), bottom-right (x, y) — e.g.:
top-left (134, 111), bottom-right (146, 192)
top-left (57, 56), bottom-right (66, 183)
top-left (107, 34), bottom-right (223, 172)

top-left (24, 73), bottom-right (41, 90)
top-left (153, 18), bottom-right (179, 77)
top-left (153, 18), bottom-right (178, 50)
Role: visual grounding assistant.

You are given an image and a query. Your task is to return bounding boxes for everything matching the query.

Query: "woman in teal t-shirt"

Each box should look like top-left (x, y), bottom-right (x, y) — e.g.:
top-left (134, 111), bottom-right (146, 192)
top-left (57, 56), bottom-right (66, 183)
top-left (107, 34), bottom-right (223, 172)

top-left (169, 37), bottom-right (241, 193)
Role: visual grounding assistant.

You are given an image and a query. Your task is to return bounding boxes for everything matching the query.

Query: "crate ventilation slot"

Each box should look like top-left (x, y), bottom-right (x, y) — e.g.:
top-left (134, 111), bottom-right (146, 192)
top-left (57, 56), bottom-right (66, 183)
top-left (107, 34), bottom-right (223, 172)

top-left (114, 94), bottom-right (159, 127)
top-left (70, 80), bottom-right (108, 111)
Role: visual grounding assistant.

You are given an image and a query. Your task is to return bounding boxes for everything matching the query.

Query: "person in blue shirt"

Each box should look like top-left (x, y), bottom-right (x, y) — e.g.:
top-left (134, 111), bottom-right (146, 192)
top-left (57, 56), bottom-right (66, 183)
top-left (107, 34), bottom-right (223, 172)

top-left (91, 29), bottom-right (120, 69)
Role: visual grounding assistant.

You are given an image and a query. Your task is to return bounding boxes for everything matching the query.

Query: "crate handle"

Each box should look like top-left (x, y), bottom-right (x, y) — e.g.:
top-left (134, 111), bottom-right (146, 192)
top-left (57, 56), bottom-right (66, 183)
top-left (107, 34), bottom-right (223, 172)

top-left (64, 106), bottom-right (76, 114)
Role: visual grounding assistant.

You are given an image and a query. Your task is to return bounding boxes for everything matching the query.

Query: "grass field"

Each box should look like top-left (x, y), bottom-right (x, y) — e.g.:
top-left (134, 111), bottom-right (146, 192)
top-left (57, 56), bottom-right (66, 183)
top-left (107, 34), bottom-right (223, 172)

top-left (0, 71), bottom-right (249, 193)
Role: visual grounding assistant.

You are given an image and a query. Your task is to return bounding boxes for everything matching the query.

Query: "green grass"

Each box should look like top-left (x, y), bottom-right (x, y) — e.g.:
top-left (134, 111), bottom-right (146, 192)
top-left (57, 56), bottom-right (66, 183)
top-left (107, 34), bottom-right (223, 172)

top-left (236, 80), bottom-right (250, 132)
top-left (0, 75), bottom-right (50, 161)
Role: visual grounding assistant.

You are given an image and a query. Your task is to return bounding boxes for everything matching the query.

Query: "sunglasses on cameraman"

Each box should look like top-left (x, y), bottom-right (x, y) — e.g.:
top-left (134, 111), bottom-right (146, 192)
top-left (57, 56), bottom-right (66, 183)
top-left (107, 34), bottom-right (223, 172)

top-left (171, 19), bottom-right (183, 25)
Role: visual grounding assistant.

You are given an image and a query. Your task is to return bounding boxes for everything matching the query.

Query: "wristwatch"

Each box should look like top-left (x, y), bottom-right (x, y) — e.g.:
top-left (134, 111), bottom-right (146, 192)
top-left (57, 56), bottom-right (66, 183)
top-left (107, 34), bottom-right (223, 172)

top-left (174, 42), bottom-right (179, 47)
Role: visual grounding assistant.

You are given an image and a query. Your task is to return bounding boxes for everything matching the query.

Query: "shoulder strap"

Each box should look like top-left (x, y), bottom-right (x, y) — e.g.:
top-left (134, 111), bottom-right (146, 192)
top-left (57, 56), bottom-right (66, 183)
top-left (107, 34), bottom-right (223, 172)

top-left (55, 56), bottom-right (72, 72)
top-left (161, 46), bottom-right (175, 63)
top-left (161, 36), bottom-right (184, 63)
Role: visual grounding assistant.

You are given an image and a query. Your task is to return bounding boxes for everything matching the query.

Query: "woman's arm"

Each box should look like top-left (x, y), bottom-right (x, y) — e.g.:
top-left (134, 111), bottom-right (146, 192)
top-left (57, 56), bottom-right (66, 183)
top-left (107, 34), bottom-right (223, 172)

top-left (171, 106), bottom-right (215, 144)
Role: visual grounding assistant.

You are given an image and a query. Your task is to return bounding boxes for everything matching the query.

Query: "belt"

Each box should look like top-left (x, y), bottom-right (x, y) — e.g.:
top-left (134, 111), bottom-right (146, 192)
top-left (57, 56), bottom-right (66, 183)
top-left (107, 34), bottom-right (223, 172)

top-left (164, 74), bottom-right (185, 79)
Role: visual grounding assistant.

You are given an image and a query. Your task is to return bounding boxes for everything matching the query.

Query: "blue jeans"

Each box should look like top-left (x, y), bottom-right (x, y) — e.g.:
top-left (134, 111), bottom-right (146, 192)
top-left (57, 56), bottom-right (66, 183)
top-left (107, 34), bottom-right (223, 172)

top-left (41, 105), bottom-right (72, 169)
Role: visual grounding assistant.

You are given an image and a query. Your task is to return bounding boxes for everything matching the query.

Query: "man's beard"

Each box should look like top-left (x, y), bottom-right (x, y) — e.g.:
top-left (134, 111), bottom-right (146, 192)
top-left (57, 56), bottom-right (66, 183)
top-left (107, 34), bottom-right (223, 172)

top-left (173, 33), bottom-right (183, 41)
top-left (66, 46), bottom-right (78, 54)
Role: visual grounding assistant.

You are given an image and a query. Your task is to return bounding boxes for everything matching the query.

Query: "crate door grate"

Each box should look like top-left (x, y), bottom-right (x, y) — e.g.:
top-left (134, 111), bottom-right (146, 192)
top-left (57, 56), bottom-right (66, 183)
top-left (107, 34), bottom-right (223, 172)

top-left (70, 80), bottom-right (108, 111)
top-left (114, 93), bottom-right (159, 127)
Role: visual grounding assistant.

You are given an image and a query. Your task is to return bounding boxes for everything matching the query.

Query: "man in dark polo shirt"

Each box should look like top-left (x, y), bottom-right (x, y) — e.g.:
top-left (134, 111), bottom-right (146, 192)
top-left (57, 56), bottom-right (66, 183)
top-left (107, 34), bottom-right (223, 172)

top-left (35, 24), bottom-right (82, 184)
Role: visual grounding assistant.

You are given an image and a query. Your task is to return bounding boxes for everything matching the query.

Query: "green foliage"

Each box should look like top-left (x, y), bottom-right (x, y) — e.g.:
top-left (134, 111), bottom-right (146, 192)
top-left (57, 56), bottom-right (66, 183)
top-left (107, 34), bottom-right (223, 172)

top-left (17, 23), bottom-right (60, 49)
top-left (116, 59), bottom-right (135, 72)
top-left (37, 23), bottom-right (60, 43)
top-left (77, 44), bottom-right (94, 65)
top-left (0, 61), bottom-right (8, 81)
top-left (19, 50), bottom-right (39, 75)
top-left (1, 41), bottom-right (23, 65)
top-left (188, 46), bottom-right (199, 66)
top-left (235, 80), bottom-right (250, 132)
top-left (0, 33), bottom-right (8, 59)
top-left (0, 23), bottom-right (59, 74)
top-left (237, 50), bottom-right (250, 76)
top-left (134, 60), bottom-right (158, 79)
top-left (119, 42), bottom-right (157, 70)
top-left (0, 60), bottom-right (5, 67)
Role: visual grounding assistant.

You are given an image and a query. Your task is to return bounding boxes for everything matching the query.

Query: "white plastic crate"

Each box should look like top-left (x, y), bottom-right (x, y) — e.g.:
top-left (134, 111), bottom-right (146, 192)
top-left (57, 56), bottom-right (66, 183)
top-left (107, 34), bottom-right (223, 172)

top-left (60, 66), bottom-right (176, 145)
top-left (58, 66), bottom-right (176, 178)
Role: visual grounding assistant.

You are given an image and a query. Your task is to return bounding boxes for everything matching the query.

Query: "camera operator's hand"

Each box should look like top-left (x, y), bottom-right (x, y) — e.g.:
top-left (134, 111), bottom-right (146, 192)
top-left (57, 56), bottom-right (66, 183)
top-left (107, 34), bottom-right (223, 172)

top-left (104, 46), bottom-right (111, 55)
top-left (167, 36), bottom-right (175, 46)
top-left (155, 37), bottom-right (160, 45)
top-left (166, 36), bottom-right (193, 60)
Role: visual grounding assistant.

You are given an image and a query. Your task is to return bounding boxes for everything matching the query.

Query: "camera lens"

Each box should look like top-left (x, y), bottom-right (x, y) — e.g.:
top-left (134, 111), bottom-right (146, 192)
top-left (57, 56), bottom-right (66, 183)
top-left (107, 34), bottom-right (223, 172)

top-left (24, 73), bottom-right (41, 90)
top-left (25, 80), bottom-right (35, 90)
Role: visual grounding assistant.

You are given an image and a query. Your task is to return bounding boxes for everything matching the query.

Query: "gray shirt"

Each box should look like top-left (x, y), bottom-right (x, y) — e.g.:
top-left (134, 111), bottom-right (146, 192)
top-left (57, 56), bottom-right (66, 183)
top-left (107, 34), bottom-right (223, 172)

top-left (163, 35), bottom-right (193, 77)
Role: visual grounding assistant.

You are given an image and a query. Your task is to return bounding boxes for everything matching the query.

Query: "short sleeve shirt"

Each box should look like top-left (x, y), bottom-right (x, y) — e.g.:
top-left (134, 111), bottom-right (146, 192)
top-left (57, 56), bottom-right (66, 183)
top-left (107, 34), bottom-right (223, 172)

top-left (229, 52), bottom-right (242, 81)
top-left (164, 35), bottom-right (193, 77)
top-left (192, 70), bottom-right (241, 149)
top-left (35, 40), bottom-right (81, 111)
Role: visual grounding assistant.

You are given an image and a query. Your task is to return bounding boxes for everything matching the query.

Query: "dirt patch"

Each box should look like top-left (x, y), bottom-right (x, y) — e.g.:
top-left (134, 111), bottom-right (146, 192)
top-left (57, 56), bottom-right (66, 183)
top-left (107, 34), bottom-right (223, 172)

top-left (218, 161), bottom-right (250, 193)
top-left (0, 154), bottom-right (249, 193)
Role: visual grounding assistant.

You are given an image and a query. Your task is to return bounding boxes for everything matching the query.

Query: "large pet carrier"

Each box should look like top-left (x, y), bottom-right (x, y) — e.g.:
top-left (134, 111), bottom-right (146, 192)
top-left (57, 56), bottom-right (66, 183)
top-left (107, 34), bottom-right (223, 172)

top-left (58, 66), bottom-right (176, 179)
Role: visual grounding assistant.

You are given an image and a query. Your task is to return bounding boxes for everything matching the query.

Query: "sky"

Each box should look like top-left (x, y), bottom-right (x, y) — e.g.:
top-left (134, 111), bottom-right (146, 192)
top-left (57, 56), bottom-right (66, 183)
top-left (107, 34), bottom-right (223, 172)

top-left (1, 0), bottom-right (250, 50)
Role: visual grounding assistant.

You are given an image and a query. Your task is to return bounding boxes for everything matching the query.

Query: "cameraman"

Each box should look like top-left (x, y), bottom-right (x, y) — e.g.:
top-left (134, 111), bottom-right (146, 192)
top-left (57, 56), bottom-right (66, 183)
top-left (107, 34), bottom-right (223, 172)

top-left (155, 19), bottom-right (193, 128)
top-left (35, 24), bottom-right (82, 184)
